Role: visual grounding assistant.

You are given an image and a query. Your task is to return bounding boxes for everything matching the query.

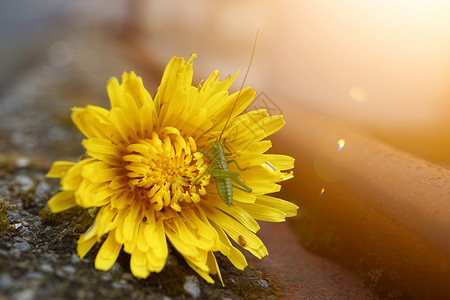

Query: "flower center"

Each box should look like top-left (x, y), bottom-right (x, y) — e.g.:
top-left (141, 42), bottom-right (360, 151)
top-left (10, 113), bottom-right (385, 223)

top-left (122, 131), bottom-right (209, 212)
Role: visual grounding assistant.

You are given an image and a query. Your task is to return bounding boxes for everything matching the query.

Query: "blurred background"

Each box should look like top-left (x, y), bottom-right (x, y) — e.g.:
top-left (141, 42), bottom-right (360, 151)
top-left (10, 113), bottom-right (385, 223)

top-left (1, 1), bottom-right (449, 298)
top-left (134, 0), bottom-right (450, 168)
top-left (1, 0), bottom-right (449, 166)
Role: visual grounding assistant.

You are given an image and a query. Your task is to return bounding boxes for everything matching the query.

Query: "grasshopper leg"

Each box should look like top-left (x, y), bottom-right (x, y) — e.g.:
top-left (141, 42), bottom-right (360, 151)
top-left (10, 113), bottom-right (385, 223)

top-left (231, 176), bottom-right (253, 193)
top-left (222, 141), bottom-right (234, 156)
top-left (199, 148), bottom-right (213, 160)
top-left (232, 184), bottom-right (252, 192)
top-left (222, 142), bottom-right (246, 171)
top-left (227, 159), bottom-right (245, 171)
top-left (191, 161), bottom-right (215, 186)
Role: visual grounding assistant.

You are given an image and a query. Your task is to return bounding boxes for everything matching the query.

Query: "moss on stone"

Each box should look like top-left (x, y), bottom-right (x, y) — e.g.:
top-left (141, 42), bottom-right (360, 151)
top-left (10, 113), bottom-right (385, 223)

top-left (150, 264), bottom-right (189, 297)
top-left (39, 207), bottom-right (93, 236)
top-left (0, 200), bottom-right (13, 237)
top-left (225, 274), bottom-right (278, 300)
top-left (18, 189), bottom-right (36, 209)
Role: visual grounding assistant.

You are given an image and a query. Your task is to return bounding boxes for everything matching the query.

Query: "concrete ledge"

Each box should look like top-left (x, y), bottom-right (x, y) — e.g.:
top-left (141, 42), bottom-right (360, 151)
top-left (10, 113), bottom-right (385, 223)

top-left (273, 107), bottom-right (450, 299)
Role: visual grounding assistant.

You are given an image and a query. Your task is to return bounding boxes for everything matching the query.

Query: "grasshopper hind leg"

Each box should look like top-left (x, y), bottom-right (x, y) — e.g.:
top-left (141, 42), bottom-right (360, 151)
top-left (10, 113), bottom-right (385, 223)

top-left (231, 176), bottom-right (253, 193)
top-left (227, 159), bottom-right (245, 171)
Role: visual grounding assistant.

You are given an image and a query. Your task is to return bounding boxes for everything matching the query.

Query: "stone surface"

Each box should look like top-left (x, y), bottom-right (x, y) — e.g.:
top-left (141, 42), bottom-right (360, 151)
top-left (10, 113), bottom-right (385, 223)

top-left (183, 275), bottom-right (201, 299)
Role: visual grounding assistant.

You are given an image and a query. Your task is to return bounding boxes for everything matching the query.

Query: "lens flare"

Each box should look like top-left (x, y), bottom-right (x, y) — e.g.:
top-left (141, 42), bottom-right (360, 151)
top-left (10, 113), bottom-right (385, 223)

top-left (338, 139), bottom-right (345, 152)
top-left (320, 187), bottom-right (325, 195)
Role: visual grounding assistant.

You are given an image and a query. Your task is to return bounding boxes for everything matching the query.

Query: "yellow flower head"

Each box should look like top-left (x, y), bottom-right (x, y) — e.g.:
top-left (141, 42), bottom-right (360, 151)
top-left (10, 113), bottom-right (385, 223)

top-left (46, 54), bottom-right (298, 284)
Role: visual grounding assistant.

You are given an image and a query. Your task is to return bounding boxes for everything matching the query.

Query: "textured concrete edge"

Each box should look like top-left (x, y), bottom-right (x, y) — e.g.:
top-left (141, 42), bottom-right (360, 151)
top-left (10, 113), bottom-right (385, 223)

top-left (272, 105), bottom-right (450, 299)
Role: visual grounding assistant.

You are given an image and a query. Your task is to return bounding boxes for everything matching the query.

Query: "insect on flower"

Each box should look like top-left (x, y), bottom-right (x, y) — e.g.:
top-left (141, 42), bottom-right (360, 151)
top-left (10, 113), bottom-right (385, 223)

top-left (46, 31), bottom-right (298, 285)
top-left (238, 235), bottom-right (247, 247)
top-left (191, 31), bottom-right (259, 207)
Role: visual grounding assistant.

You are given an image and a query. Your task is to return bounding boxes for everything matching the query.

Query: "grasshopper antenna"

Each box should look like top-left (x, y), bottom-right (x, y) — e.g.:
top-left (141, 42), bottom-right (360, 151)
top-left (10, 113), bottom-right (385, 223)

top-left (218, 29), bottom-right (259, 141)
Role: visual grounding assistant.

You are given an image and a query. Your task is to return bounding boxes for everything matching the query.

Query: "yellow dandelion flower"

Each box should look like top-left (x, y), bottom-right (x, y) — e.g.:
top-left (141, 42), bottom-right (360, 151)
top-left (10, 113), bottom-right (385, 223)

top-left (46, 54), bottom-right (298, 284)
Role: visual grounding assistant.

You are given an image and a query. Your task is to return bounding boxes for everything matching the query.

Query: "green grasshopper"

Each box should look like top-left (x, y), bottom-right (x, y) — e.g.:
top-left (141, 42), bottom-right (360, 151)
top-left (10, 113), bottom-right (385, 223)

top-left (191, 31), bottom-right (259, 207)
top-left (192, 140), bottom-right (253, 207)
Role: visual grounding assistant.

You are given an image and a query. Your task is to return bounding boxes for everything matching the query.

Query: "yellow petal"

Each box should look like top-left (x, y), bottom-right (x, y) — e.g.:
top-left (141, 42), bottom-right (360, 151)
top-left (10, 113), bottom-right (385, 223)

top-left (260, 115), bottom-right (286, 138)
top-left (109, 175), bottom-right (127, 190)
top-left (209, 198), bottom-right (260, 233)
top-left (95, 232), bottom-right (122, 271)
top-left (206, 207), bottom-right (268, 259)
top-left (155, 55), bottom-right (196, 114)
top-left (121, 71), bottom-right (152, 109)
top-left (139, 104), bottom-right (157, 138)
top-left (97, 205), bottom-right (119, 234)
top-left (122, 202), bottom-right (140, 242)
top-left (169, 216), bottom-right (208, 250)
top-left (245, 140), bottom-right (272, 154)
top-left (238, 202), bottom-right (287, 222)
top-left (130, 249), bottom-right (150, 279)
top-left (181, 208), bottom-right (216, 241)
top-left (75, 180), bottom-right (115, 208)
top-left (71, 105), bottom-right (112, 139)
top-left (47, 191), bottom-right (76, 213)
top-left (61, 159), bottom-right (92, 191)
top-left (77, 234), bottom-right (97, 258)
top-left (108, 107), bottom-right (133, 145)
top-left (185, 259), bottom-right (214, 284)
top-left (81, 217), bottom-right (100, 241)
top-left (146, 248), bottom-right (166, 272)
top-left (184, 251), bottom-right (209, 273)
top-left (239, 166), bottom-right (281, 194)
top-left (86, 165), bottom-right (121, 183)
top-left (206, 251), bottom-right (224, 286)
top-left (145, 212), bottom-right (168, 259)
top-left (265, 154), bottom-right (295, 171)
top-left (165, 225), bottom-right (199, 257)
top-left (233, 188), bottom-right (256, 204)
top-left (82, 138), bottom-right (123, 166)
top-left (46, 161), bottom-right (75, 178)
top-left (279, 171), bottom-right (294, 182)
top-left (229, 153), bottom-right (266, 170)
top-left (136, 222), bottom-right (149, 252)
top-left (114, 207), bottom-right (129, 244)
top-left (254, 195), bottom-right (299, 218)
top-left (210, 221), bottom-right (248, 270)
top-left (106, 77), bottom-right (122, 108)
top-left (212, 87), bottom-right (256, 135)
